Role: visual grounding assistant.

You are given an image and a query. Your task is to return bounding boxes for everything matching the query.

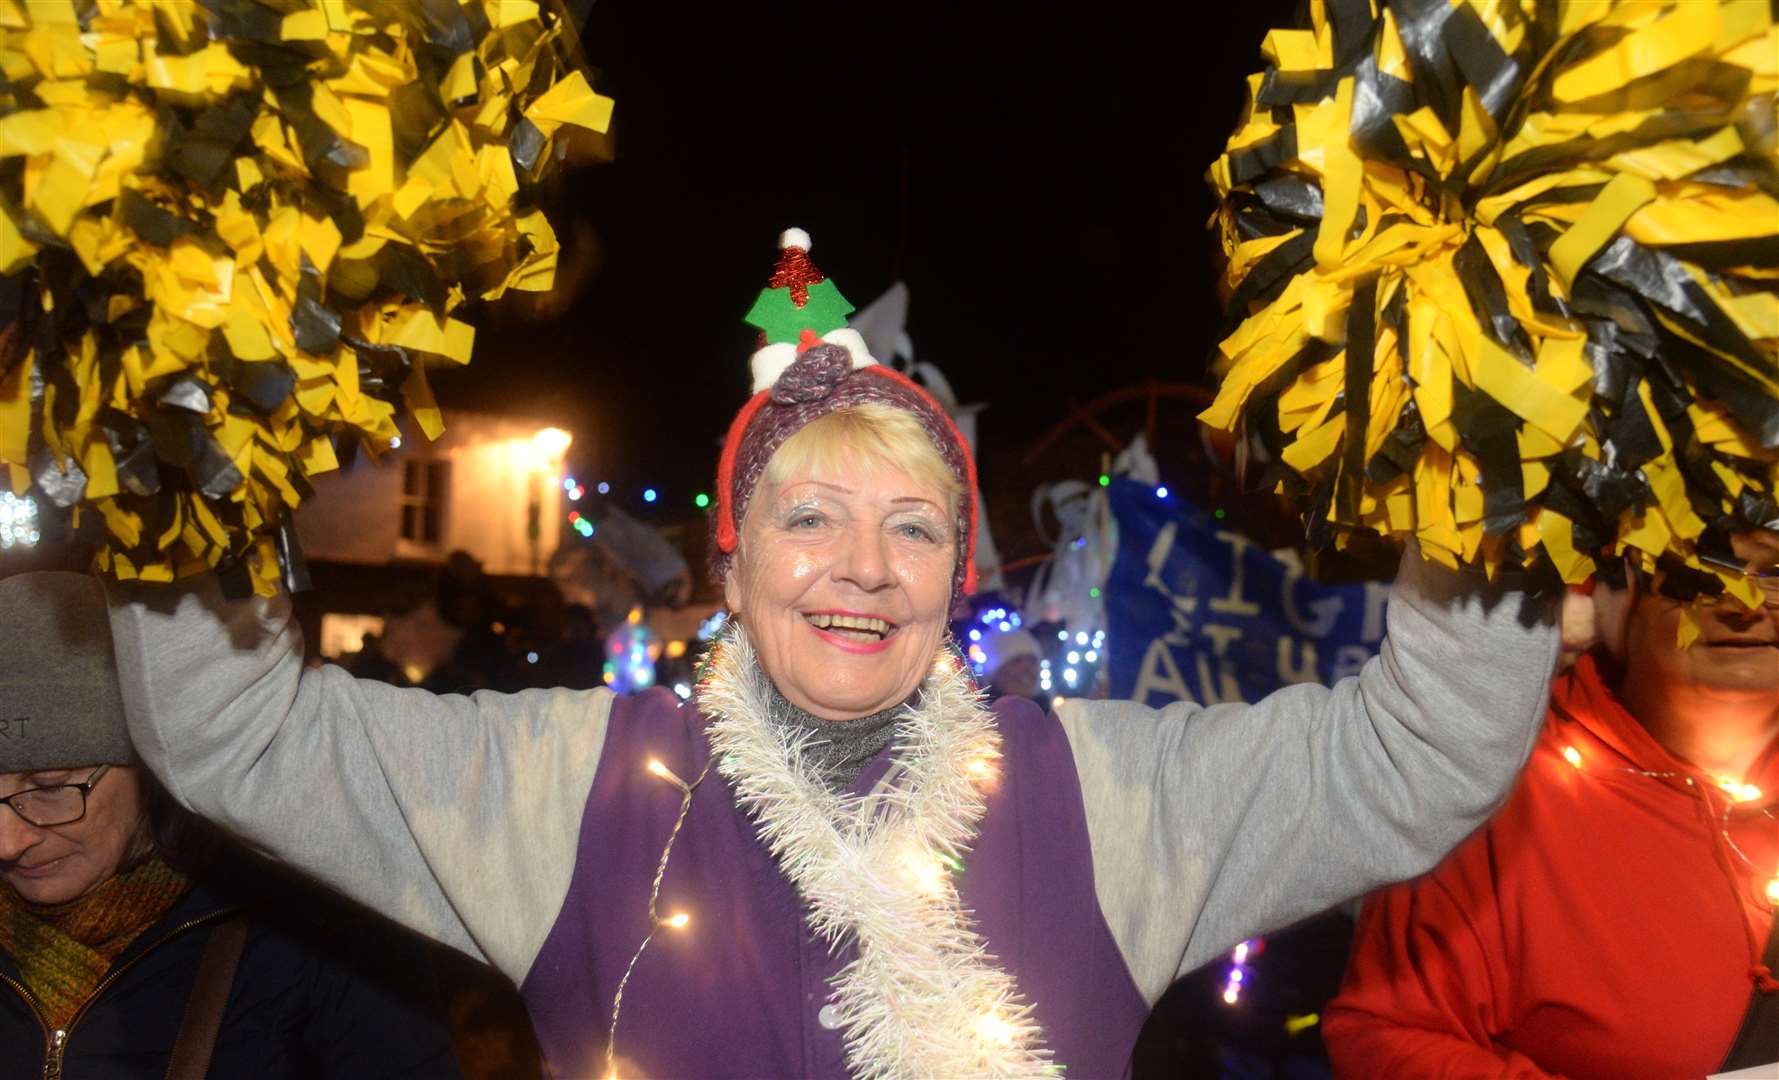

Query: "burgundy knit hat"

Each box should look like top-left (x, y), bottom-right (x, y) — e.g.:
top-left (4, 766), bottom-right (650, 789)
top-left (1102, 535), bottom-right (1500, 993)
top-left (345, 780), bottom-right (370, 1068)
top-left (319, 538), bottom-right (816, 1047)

top-left (710, 230), bottom-right (979, 603)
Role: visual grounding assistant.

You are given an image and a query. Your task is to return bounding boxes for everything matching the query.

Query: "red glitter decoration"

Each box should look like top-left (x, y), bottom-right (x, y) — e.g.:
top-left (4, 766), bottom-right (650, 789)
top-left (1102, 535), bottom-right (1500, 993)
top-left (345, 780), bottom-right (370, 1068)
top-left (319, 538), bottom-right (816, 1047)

top-left (767, 245), bottom-right (825, 307)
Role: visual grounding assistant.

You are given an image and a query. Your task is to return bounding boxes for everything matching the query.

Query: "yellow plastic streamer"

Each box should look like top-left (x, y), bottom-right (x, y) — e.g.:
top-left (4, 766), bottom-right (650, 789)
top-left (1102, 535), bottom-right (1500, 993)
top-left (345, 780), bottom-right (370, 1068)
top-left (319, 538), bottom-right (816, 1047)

top-left (1205, 0), bottom-right (1779, 609)
top-left (0, 0), bottom-right (612, 595)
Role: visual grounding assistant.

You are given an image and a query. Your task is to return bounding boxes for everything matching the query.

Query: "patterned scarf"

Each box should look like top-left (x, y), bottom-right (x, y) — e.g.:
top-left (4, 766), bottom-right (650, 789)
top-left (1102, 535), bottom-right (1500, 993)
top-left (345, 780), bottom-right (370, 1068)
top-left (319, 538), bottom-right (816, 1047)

top-left (0, 855), bottom-right (191, 1029)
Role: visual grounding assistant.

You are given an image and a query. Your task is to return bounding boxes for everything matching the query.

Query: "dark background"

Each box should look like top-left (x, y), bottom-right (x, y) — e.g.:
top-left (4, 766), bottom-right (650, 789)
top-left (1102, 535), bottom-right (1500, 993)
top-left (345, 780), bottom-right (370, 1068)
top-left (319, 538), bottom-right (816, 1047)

top-left (448, 1), bottom-right (1294, 536)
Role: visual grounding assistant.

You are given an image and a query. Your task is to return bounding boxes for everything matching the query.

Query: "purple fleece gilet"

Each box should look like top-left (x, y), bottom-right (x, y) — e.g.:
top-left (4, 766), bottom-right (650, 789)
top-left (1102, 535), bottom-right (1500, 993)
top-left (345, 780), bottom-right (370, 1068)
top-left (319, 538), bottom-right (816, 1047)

top-left (519, 687), bottom-right (1150, 1078)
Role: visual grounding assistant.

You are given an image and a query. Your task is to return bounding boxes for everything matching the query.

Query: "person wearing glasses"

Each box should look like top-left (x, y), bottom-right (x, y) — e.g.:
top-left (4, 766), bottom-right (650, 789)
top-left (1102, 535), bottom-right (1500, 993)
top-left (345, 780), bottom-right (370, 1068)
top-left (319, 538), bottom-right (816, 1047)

top-left (1325, 530), bottom-right (1779, 1078)
top-left (0, 571), bottom-right (463, 1080)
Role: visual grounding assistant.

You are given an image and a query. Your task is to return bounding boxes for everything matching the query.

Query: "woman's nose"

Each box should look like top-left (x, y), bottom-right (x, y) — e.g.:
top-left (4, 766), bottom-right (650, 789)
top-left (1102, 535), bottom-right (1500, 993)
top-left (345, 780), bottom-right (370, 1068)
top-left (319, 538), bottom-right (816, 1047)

top-left (835, 523), bottom-right (893, 591)
top-left (1714, 601), bottom-right (1766, 631)
top-left (0, 807), bottom-right (43, 863)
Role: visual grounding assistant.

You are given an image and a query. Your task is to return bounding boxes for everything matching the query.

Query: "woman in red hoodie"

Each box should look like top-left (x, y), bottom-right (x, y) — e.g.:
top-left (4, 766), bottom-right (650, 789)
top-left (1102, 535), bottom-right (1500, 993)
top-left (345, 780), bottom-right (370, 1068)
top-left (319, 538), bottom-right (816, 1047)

top-left (1325, 530), bottom-right (1779, 1078)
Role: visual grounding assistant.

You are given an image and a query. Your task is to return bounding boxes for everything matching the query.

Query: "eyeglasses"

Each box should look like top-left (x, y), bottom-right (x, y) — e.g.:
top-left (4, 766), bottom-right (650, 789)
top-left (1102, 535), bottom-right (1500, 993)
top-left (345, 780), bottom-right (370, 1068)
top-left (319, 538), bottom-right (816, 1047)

top-left (1755, 568), bottom-right (1779, 609)
top-left (1697, 551), bottom-right (1779, 609)
top-left (0, 765), bottom-right (111, 828)
top-left (1734, 563), bottom-right (1779, 609)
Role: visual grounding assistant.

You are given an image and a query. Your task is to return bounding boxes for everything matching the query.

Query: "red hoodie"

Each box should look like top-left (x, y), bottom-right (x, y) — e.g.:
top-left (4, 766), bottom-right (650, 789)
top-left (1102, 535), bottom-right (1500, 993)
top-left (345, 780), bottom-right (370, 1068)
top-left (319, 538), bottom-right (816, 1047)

top-left (1325, 652), bottom-right (1779, 1078)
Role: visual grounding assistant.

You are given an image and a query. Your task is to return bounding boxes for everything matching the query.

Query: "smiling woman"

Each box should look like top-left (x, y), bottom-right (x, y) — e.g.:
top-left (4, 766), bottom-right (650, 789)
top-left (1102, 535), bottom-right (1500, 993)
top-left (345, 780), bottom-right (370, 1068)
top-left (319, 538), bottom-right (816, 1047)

top-left (726, 406), bottom-right (963, 723)
top-left (103, 231), bottom-right (1565, 1080)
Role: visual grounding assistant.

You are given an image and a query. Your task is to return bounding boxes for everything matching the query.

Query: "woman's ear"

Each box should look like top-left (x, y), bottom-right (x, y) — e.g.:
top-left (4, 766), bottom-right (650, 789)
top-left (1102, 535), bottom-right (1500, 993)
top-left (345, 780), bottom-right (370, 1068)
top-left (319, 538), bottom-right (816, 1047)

top-left (723, 566), bottom-right (743, 615)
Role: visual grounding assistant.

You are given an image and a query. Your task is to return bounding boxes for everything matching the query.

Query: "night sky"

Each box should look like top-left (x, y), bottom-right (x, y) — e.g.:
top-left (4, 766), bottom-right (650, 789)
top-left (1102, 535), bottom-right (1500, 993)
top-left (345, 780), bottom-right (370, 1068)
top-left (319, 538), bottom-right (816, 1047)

top-left (444, 1), bottom-right (1294, 525)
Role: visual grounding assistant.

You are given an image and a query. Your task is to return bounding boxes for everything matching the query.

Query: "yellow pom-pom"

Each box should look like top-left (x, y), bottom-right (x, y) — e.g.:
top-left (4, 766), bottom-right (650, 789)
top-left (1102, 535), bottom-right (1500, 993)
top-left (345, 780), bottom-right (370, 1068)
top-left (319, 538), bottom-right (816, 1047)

top-left (0, 0), bottom-right (613, 597)
top-left (1204, 0), bottom-right (1779, 591)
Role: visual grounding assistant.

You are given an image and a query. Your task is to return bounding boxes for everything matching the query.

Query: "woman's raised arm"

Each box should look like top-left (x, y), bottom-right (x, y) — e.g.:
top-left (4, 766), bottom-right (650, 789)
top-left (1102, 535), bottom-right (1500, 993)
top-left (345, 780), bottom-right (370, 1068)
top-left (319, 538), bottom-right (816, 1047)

top-left (108, 576), bottom-right (610, 985)
top-left (1057, 549), bottom-right (1559, 1002)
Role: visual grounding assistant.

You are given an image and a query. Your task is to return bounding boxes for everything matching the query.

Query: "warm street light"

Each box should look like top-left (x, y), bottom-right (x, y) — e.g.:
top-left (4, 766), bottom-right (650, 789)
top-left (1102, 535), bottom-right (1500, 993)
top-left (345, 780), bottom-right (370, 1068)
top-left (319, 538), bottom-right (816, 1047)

top-left (532, 426), bottom-right (573, 465)
top-left (527, 426), bottom-right (574, 574)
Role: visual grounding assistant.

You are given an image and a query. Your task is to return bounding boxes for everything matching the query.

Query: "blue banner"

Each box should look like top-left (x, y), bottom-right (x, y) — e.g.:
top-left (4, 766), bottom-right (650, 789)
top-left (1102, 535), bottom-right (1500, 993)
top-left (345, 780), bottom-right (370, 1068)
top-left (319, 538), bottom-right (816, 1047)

top-left (1105, 480), bottom-right (1390, 706)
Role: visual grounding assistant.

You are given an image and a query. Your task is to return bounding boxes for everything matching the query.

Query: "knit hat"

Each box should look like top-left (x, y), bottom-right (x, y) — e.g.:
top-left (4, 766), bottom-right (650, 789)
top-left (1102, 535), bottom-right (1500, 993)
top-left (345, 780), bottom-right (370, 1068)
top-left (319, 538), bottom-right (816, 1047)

top-left (711, 229), bottom-right (979, 603)
top-left (0, 572), bottom-right (134, 773)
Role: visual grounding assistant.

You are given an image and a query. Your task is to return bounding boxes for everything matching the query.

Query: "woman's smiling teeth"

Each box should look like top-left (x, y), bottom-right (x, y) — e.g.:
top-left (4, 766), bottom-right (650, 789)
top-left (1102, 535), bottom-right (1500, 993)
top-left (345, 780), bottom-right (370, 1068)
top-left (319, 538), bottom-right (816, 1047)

top-left (805, 613), bottom-right (895, 641)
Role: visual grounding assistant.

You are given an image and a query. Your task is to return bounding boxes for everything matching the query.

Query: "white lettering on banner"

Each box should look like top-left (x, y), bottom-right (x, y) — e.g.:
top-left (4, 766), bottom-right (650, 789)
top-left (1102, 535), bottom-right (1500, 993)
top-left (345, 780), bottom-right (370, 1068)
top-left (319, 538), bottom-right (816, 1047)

top-left (1143, 524), bottom-right (1179, 594)
top-left (1361, 582), bottom-right (1390, 643)
top-left (1145, 522), bottom-right (1201, 638)
top-left (1281, 562), bottom-right (1343, 638)
top-left (1333, 644), bottom-right (1372, 681)
top-left (1277, 638), bottom-right (1319, 685)
top-left (1133, 638), bottom-right (1194, 704)
top-left (1209, 531), bottom-right (1261, 617)
top-left (1170, 596), bottom-right (1197, 635)
top-left (1115, 501), bottom-right (1389, 706)
top-left (1196, 624), bottom-right (1245, 704)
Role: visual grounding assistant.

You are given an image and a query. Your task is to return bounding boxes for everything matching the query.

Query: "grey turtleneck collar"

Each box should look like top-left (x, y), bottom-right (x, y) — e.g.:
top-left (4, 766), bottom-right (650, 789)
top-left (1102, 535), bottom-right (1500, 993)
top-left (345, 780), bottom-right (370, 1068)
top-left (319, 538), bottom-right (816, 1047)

top-left (763, 679), bottom-right (908, 793)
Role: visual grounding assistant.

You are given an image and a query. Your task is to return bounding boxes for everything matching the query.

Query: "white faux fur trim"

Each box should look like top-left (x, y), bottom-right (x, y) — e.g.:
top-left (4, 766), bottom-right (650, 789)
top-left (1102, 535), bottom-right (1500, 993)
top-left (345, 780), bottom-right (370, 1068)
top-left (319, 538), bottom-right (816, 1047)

top-left (699, 631), bottom-right (1055, 1079)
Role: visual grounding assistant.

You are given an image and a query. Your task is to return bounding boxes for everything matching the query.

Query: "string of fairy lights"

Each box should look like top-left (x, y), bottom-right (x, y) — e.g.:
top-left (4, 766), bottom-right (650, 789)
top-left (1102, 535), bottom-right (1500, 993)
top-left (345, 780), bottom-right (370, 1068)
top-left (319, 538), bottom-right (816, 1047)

top-left (559, 473), bottom-right (713, 541)
top-left (1222, 938), bottom-right (1257, 1005)
top-left (960, 603), bottom-right (1111, 709)
top-left (605, 755), bottom-right (711, 1080)
top-left (1559, 743), bottom-right (1779, 905)
top-left (601, 734), bottom-right (1017, 1079)
top-left (1211, 738), bottom-right (1779, 1036)
top-left (0, 491), bottom-right (39, 550)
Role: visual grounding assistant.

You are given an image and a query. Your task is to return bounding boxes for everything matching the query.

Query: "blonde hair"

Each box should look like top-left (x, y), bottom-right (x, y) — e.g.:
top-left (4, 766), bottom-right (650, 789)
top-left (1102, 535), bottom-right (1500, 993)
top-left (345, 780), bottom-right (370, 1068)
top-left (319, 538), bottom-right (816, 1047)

top-left (757, 404), bottom-right (963, 514)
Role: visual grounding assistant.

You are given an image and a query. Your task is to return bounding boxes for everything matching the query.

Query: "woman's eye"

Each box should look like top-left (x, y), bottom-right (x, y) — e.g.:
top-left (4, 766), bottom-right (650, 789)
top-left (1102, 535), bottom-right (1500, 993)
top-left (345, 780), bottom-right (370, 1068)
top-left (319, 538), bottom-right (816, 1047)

top-left (789, 514), bottom-right (824, 529)
top-left (898, 523), bottom-right (937, 542)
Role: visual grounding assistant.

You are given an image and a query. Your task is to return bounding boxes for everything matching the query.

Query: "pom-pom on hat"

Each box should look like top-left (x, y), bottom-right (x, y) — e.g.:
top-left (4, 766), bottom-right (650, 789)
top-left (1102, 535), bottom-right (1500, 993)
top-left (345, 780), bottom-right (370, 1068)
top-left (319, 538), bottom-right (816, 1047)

top-left (712, 230), bottom-right (980, 603)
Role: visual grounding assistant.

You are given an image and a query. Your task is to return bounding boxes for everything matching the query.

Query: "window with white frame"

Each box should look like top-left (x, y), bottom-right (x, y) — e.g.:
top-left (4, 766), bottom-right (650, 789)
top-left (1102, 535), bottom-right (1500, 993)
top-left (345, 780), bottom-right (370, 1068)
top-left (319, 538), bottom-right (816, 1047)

top-left (399, 458), bottom-right (450, 546)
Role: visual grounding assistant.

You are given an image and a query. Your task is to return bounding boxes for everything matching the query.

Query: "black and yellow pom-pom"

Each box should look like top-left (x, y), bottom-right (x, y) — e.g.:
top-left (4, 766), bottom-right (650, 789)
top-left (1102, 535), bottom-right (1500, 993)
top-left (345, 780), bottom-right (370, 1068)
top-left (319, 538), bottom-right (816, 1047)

top-left (1203, 0), bottom-right (1778, 609)
top-left (0, 0), bottom-right (611, 597)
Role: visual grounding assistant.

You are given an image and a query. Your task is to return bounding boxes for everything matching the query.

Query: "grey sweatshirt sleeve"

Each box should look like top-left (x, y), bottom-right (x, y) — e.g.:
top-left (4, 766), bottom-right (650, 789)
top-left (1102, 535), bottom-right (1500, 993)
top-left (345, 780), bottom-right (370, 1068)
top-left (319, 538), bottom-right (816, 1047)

top-left (107, 576), bottom-right (611, 985)
top-left (1058, 550), bottom-right (1558, 1003)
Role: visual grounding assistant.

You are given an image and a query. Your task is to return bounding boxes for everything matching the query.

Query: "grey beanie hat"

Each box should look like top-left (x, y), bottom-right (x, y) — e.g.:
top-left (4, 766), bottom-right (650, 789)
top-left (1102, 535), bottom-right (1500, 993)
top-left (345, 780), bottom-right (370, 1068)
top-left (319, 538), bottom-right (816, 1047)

top-left (0, 572), bottom-right (134, 773)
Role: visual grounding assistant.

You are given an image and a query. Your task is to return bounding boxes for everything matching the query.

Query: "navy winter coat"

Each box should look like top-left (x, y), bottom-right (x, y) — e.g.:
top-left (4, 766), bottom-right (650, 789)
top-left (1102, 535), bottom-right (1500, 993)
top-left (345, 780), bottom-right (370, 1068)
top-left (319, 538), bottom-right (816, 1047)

top-left (0, 881), bottom-right (461, 1079)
